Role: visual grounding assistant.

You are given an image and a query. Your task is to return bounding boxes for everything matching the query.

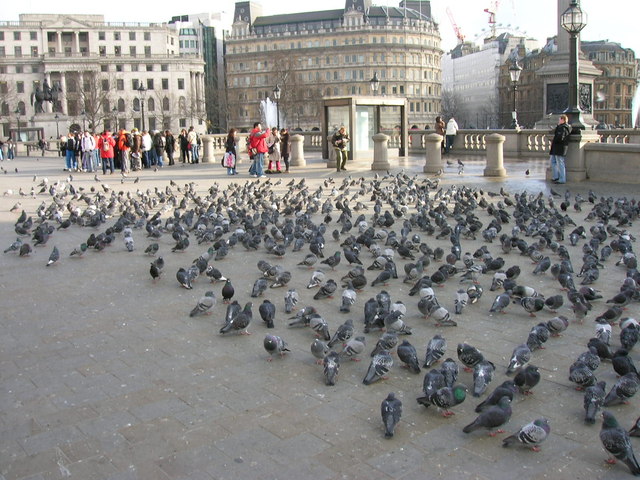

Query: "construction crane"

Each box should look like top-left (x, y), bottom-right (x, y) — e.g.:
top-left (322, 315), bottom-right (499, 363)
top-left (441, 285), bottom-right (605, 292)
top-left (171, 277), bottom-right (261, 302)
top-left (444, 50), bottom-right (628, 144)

top-left (484, 0), bottom-right (499, 38)
top-left (446, 7), bottom-right (465, 44)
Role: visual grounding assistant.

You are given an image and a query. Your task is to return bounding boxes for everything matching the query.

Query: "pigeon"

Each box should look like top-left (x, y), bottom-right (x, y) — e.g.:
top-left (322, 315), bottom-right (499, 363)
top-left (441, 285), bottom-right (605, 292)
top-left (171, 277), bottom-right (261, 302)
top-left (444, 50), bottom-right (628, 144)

top-left (323, 351), bottom-right (340, 385)
top-left (384, 310), bottom-right (412, 335)
top-left (3, 237), bottom-right (23, 254)
top-left (527, 323), bottom-right (550, 351)
top-left (219, 302), bottom-right (252, 335)
top-left (473, 360), bottom-right (496, 397)
top-left (440, 357), bottom-right (459, 388)
top-left (270, 271), bottom-right (291, 288)
top-left (221, 279), bottom-right (234, 303)
top-left (595, 306), bottom-right (623, 325)
top-left (340, 336), bottom-right (366, 361)
top-left (544, 294), bottom-right (564, 312)
top-left (311, 338), bottom-right (330, 364)
top-left (313, 279), bottom-right (337, 299)
top-left (251, 278), bottom-right (269, 297)
top-left (454, 289), bottom-right (469, 314)
top-left (587, 337), bottom-right (613, 360)
top-left (569, 361), bottom-right (598, 390)
top-left (363, 349), bottom-right (393, 385)
top-left (463, 396), bottom-right (512, 436)
top-left (475, 380), bottom-right (517, 413)
top-left (584, 381), bottom-right (607, 424)
top-left (426, 384), bottom-right (468, 417)
top-left (46, 246), bottom-right (59, 267)
top-left (599, 410), bottom-right (640, 476)
top-left (514, 365), bottom-right (540, 395)
top-left (457, 343), bottom-right (484, 372)
top-left (424, 334), bottom-right (447, 367)
top-left (297, 253), bottom-right (318, 269)
top-left (603, 372), bottom-right (640, 407)
top-left (340, 283), bottom-right (357, 313)
top-left (283, 289), bottom-right (299, 314)
top-left (307, 270), bottom-right (325, 288)
top-left (630, 416), bottom-right (640, 437)
top-left (546, 316), bottom-right (569, 336)
top-left (397, 340), bottom-right (421, 374)
top-left (519, 297), bottom-right (545, 317)
top-left (309, 314), bottom-right (331, 341)
top-left (189, 291), bottom-right (216, 317)
top-left (263, 334), bottom-right (290, 360)
top-left (328, 318), bottom-right (354, 348)
top-left (507, 344), bottom-right (531, 374)
top-left (320, 251), bottom-right (341, 270)
top-left (612, 349), bottom-right (638, 377)
top-left (150, 257), bottom-right (164, 281)
top-left (144, 243), bottom-right (159, 256)
top-left (258, 299), bottom-right (276, 328)
top-left (621, 323), bottom-right (640, 351)
top-left (69, 243), bottom-right (88, 257)
top-left (489, 293), bottom-right (511, 314)
top-left (502, 418), bottom-right (550, 452)
top-left (371, 332), bottom-right (399, 357)
top-left (124, 236), bottom-right (134, 252)
top-left (381, 392), bottom-right (402, 438)
top-left (176, 267), bottom-right (193, 289)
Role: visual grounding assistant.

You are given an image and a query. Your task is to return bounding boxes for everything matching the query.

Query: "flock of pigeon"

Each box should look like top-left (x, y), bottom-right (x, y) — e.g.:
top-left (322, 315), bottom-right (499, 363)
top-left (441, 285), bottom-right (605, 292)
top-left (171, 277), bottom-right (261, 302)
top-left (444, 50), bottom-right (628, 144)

top-left (5, 168), bottom-right (640, 476)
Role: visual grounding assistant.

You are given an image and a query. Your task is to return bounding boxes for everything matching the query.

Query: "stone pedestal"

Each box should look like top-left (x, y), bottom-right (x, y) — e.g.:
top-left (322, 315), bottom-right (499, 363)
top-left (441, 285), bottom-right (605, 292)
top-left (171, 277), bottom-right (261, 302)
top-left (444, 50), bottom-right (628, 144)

top-left (566, 130), bottom-right (598, 182)
top-left (201, 134), bottom-right (214, 163)
top-left (290, 134), bottom-right (305, 167)
top-left (484, 133), bottom-right (507, 177)
top-left (371, 133), bottom-right (390, 170)
top-left (326, 135), bottom-right (337, 169)
top-left (423, 133), bottom-right (444, 174)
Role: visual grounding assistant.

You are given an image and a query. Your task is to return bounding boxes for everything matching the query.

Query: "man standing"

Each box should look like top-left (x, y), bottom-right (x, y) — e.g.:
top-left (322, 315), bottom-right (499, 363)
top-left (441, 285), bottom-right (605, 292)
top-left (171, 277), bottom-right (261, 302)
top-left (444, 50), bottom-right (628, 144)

top-left (80, 130), bottom-right (96, 172)
top-left (141, 130), bottom-right (152, 169)
top-left (549, 114), bottom-right (572, 184)
top-left (97, 130), bottom-right (116, 175)
top-left (331, 126), bottom-right (350, 172)
top-left (187, 126), bottom-right (199, 164)
top-left (249, 122), bottom-right (268, 178)
top-left (444, 117), bottom-right (459, 154)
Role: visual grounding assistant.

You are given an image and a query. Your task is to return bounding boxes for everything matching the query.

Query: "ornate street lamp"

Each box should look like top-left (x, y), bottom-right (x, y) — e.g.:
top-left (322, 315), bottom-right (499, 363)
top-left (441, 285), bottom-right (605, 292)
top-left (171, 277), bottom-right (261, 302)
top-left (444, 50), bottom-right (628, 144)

top-left (508, 60), bottom-right (522, 129)
top-left (273, 84), bottom-right (281, 130)
top-left (111, 107), bottom-right (118, 131)
top-left (81, 110), bottom-right (87, 132)
top-left (54, 113), bottom-right (60, 137)
top-left (561, 0), bottom-right (587, 130)
top-left (370, 72), bottom-right (380, 96)
top-left (14, 107), bottom-right (21, 141)
top-left (136, 82), bottom-right (147, 131)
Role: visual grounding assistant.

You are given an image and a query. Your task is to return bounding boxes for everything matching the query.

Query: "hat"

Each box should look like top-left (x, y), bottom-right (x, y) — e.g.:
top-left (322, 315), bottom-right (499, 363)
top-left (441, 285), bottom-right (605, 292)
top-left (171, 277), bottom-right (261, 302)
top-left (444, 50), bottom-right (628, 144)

top-left (132, 128), bottom-right (139, 133)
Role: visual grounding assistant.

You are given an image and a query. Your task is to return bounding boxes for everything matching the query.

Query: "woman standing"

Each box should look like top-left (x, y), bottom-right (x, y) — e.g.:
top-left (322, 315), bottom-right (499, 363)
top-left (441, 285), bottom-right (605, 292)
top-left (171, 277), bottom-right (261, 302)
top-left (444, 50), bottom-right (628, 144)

top-left (178, 128), bottom-right (190, 163)
top-left (164, 130), bottom-right (176, 166)
top-left (280, 128), bottom-right (291, 173)
top-left (435, 116), bottom-right (445, 153)
top-left (6, 138), bottom-right (16, 160)
top-left (266, 127), bottom-right (281, 173)
top-left (224, 128), bottom-right (238, 176)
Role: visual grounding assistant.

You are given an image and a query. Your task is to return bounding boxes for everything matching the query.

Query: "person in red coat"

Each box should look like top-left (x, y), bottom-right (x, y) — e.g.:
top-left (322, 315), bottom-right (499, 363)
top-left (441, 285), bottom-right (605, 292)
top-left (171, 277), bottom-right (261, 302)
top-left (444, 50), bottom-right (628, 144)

top-left (248, 122), bottom-right (268, 177)
top-left (97, 130), bottom-right (116, 174)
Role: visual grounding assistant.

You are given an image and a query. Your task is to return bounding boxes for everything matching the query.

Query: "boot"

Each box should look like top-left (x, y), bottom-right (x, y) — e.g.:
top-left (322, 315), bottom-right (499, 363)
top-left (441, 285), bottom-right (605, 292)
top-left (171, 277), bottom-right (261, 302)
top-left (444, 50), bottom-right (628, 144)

top-left (276, 161), bottom-right (282, 173)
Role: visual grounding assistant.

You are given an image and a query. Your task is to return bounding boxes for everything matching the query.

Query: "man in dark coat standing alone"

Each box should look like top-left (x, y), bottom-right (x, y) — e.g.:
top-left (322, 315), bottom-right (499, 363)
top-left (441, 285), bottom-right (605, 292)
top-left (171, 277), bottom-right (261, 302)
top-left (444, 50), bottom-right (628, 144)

top-left (549, 114), bottom-right (572, 184)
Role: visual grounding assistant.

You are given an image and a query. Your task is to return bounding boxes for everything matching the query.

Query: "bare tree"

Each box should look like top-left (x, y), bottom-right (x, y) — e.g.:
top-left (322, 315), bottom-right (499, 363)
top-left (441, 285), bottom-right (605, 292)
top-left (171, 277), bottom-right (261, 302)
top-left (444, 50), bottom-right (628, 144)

top-left (204, 82), bottom-right (228, 133)
top-left (64, 72), bottom-right (117, 132)
top-left (152, 90), bottom-right (178, 132)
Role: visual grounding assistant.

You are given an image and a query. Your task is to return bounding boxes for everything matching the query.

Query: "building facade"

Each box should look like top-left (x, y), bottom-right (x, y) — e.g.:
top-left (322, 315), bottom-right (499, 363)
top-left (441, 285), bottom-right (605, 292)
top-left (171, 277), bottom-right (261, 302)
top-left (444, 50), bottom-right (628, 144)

top-left (224, 0), bottom-right (442, 132)
top-left (0, 14), bottom-right (205, 140)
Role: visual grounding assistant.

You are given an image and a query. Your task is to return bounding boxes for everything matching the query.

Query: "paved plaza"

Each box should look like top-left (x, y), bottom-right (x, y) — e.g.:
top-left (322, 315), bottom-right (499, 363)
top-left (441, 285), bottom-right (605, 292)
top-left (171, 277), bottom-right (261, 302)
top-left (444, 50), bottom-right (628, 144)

top-left (0, 151), bottom-right (639, 480)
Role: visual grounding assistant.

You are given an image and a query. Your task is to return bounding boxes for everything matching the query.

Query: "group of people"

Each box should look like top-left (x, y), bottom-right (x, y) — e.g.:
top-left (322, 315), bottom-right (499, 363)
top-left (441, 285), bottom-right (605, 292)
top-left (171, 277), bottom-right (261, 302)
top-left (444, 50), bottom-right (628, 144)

top-left (434, 116), bottom-right (459, 154)
top-left (0, 138), bottom-right (16, 160)
top-left (226, 123), bottom-right (292, 177)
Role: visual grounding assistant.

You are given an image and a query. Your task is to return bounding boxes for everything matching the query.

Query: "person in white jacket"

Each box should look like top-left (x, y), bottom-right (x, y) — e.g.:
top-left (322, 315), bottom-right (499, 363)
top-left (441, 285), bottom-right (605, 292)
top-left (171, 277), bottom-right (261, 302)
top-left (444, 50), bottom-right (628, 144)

top-left (80, 130), bottom-right (96, 172)
top-left (445, 117), bottom-right (459, 154)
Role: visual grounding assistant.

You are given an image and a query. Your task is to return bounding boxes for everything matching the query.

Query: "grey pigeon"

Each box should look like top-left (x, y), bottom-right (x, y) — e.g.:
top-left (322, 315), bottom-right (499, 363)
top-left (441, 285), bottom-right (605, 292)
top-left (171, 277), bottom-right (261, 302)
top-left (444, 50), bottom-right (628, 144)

top-left (514, 365), bottom-right (540, 395)
top-left (323, 351), bottom-right (340, 385)
top-left (603, 372), bottom-right (640, 406)
top-left (311, 338), bottom-right (329, 364)
top-left (454, 289), bottom-right (469, 314)
top-left (397, 340), bottom-right (421, 374)
top-left (328, 318), bottom-right (354, 348)
top-left (457, 343), bottom-right (484, 372)
top-left (629, 416), bottom-right (640, 437)
top-left (600, 410), bottom-right (640, 476)
top-left (263, 334), bottom-right (290, 360)
top-left (46, 246), bottom-right (59, 267)
top-left (546, 316), bottom-right (569, 336)
top-left (283, 289), bottom-right (299, 313)
top-left (381, 392), bottom-right (402, 438)
top-left (189, 291), bottom-right (216, 317)
top-left (584, 381), bottom-right (606, 424)
top-left (219, 302), bottom-right (252, 335)
top-left (313, 279), bottom-right (337, 299)
top-left (507, 344), bottom-right (531, 374)
top-left (176, 267), bottom-right (193, 289)
top-left (463, 396), bottom-right (512, 436)
top-left (473, 360), bottom-right (496, 397)
top-left (489, 293), bottom-right (511, 314)
top-left (475, 380), bottom-right (517, 413)
top-left (371, 332), bottom-right (398, 357)
top-left (440, 357), bottom-right (459, 388)
top-left (258, 299), bottom-right (276, 328)
top-left (251, 278), bottom-right (269, 297)
top-left (384, 310), bottom-right (412, 335)
top-left (426, 384), bottom-right (468, 417)
top-left (417, 368), bottom-right (446, 404)
top-left (221, 279), bottom-right (234, 302)
top-left (363, 350), bottom-right (393, 385)
top-left (309, 314), bottom-right (331, 341)
top-left (339, 336), bottom-right (366, 361)
top-left (424, 334), bottom-right (447, 367)
top-left (569, 361), bottom-right (598, 390)
top-left (612, 348), bottom-right (638, 377)
top-left (502, 418), bottom-right (550, 451)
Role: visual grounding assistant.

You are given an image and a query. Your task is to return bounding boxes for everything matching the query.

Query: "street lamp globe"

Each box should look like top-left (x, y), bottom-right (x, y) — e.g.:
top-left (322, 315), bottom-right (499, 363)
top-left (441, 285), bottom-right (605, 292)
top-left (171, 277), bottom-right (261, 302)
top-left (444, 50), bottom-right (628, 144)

top-left (273, 84), bottom-right (281, 130)
top-left (272, 84), bottom-right (281, 101)
top-left (561, 0), bottom-right (588, 129)
top-left (370, 72), bottom-right (380, 95)
top-left (508, 61), bottom-right (522, 84)
top-left (561, 0), bottom-right (587, 34)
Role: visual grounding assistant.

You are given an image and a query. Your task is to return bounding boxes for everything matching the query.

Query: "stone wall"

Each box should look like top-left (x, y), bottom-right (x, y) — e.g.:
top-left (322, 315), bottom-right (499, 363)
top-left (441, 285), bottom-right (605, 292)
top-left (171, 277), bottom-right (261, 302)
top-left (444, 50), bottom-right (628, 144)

top-left (584, 143), bottom-right (640, 183)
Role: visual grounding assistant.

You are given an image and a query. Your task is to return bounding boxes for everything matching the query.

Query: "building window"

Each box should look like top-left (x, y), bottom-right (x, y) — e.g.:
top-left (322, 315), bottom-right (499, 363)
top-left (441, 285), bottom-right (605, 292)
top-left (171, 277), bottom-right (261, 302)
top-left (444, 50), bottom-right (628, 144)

top-left (31, 46), bottom-right (38, 57)
top-left (116, 64), bottom-right (123, 72)
top-left (30, 31), bottom-right (37, 41)
top-left (17, 81), bottom-right (24, 93)
top-left (179, 118), bottom-right (187, 128)
top-left (0, 47), bottom-right (4, 58)
top-left (101, 79), bottom-right (109, 91)
top-left (14, 46), bottom-right (22, 57)
top-left (130, 46), bottom-right (137, 56)
top-left (146, 79), bottom-right (154, 90)
top-left (131, 64), bottom-right (139, 72)
top-left (114, 32), bottom-right (121, 41)
top-left (148, 98), bottom-right (155, 112)
top-left (98, 31), bottom-right (105, 41)
top-left (101, 64), bottom-right (108, 72)
top-left (117, 79), bottom-right (124, 90)
top-left (99, 46), bottom-right (106, 56)
top-left (132, 79), bottom-right (140, 90)
top-left (162, 97), bottom-right (170, 111)
top-left (162, 78), bottom-right (169, 90)
top-left (0, 32), bottom-right (4, 41)
top-left (146, 64), bottom-right (153, 72)
top-left (15, 66), bottom-right (23, 74)
top-left (144, 46), bottom-right (151, 57)
top-left (129, 32), bottom-right (136, 41)
top-left (161, 64), bottom-right (168, 72)
top-left (144, 32), bottom-right (151, 41)
top-left (114, 46), bottom-right (121, 56)
top-left (178, 78), bottom-right (185, 89)
top-left (31, 65), bottom-right (39, 73)
top-left (14, 32), bottom-right (21, 41)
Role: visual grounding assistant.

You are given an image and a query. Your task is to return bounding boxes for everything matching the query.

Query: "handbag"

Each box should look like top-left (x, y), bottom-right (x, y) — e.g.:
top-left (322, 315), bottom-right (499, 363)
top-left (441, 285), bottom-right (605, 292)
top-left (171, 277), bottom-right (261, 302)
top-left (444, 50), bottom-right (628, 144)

top-left (268, 144), bottom-right (274, 154)
top-left (223, 151), bottom-right (235, 168)
top-left (249, 147), bottom-right (258, 156)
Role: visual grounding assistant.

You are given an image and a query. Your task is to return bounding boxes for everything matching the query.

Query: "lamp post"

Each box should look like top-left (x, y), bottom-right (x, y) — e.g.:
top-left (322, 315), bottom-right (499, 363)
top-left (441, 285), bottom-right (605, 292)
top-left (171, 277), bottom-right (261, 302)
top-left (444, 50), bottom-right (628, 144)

top-left (111, 107), bottom-right (118, 131)
top-left (136, 82), bottom-right (147, 131)
top-left (81, 110), bottom-right (87, 132)
top-left (370, 72), bottom-right (380, 96)
top-left (272, 84), bottom-right (281, 130)
top-left (508, 60), bottom-right (522, 129)
top-left (54, 114), bottom-right (60, 138)
top-left (14, 108), bottom-right (21, 142)
top-left (561, 0), bottom-right (587, 130)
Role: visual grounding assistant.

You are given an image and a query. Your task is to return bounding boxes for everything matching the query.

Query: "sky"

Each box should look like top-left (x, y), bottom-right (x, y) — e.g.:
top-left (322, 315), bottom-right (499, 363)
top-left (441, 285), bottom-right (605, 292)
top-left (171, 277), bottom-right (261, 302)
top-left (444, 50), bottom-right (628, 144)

top-left (4, 0), bottom-right (640, 56)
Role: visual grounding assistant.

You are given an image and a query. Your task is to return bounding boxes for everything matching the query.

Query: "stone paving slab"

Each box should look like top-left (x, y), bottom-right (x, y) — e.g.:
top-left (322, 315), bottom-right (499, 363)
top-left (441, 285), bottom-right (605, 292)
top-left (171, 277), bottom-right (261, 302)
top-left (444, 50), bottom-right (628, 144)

top-left (1, 153), bottom-right (639, 479)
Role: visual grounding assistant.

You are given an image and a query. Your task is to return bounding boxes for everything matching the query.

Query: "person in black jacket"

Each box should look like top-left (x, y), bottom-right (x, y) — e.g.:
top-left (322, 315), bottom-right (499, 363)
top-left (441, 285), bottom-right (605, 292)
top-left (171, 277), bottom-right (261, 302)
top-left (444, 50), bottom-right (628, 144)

top-left (549, 114), bottom-right (572, 184)
top-left (164, 130), bottom-right (176, 166)
top-left (224, 128), bottom-right (238, 175)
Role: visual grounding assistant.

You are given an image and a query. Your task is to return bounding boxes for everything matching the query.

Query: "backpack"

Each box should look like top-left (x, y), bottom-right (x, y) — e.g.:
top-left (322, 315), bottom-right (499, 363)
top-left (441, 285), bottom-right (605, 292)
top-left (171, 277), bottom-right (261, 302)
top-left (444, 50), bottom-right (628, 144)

top-left (102, 138), bottom-right (110, 152)
top-left (126, 133), bottom-right (134, 148)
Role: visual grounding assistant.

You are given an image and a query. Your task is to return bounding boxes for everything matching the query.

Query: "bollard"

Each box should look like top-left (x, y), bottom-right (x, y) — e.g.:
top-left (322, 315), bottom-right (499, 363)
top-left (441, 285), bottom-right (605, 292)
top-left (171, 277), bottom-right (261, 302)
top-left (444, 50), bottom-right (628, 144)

top-left (371, 133), bottom-right (391, 170)
top-left (423, 133), bottom-right (444, 174)
top-left (201, 134), bottom-right (214, 163)
top-left (326, 135), bottom-right (337, 169)
top-left (290, 134), bottom-right (306, 167)
top-left (484, 133), bottom-right (506, 177)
